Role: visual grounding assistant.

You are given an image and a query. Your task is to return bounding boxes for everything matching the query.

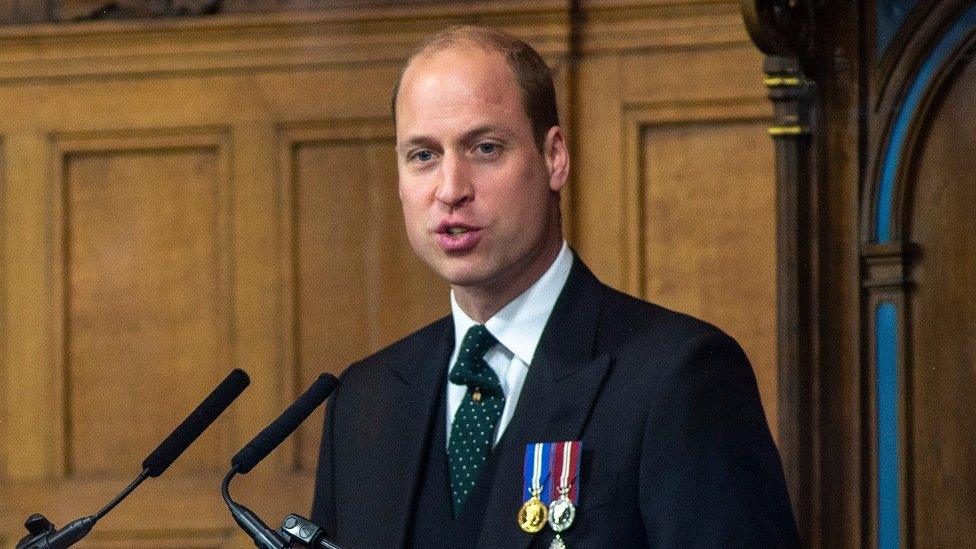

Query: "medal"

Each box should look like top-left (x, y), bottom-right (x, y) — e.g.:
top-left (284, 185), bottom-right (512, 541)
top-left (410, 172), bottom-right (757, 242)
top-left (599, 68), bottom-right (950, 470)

top-left (547, 489), bottom-right (574, 549)
top-left (517, 489), bottom-right (548, 533)
top-left (518, 443), bottom-right (552, 534)
top-left (548, 489), bottom-right (576, 531)
top-left (547, 441), bottom-right (581, 548)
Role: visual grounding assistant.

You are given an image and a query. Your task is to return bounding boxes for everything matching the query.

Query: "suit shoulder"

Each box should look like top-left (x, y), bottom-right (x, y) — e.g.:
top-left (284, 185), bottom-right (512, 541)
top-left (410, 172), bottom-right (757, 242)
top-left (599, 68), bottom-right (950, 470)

top-left (597, 284), bottom-right (731, 348)
top-left (595, 285), bottom-right (757, 408)
top-left (339, 315), bottom-right (451, 384)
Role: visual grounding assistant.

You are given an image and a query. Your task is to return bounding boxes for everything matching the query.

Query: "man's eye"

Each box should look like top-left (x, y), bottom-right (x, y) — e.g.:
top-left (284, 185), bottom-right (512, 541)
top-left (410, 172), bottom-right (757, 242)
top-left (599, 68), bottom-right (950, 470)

top-left (412, 150), bottom-right (433, 162)
top-left (476, 143), bottom-right (498, 155)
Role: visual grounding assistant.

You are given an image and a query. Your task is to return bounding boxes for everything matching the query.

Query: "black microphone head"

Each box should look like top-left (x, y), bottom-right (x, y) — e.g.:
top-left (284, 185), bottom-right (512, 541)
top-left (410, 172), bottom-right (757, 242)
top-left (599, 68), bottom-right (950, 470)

top-left (232, 373), bottom-right (338, 474)
top-left (142, 368), bottom-right (250, 477)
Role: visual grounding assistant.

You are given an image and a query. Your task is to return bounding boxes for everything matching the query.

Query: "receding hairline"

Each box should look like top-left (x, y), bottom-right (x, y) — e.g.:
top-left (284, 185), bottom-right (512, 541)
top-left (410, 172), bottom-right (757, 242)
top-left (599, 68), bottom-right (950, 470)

top-left (413, 25), bottom-right (520, 58)
top-left (393, 31), bottom-right (520, 114)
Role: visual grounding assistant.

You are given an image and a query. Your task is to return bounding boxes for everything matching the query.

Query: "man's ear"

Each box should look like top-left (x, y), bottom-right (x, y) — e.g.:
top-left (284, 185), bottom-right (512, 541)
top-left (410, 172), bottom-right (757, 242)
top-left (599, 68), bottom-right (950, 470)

top-left (543, 126), bottom-right (569, 192)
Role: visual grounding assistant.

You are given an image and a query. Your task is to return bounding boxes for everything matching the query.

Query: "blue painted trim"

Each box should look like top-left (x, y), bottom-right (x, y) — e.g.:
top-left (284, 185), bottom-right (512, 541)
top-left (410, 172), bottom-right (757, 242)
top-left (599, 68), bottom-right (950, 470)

top-left (876, 5), bottom-right (976, 242)
top-left (876, 302), bottom-right (899, 549)
top-left (877, 0), bottom-right (920, 56)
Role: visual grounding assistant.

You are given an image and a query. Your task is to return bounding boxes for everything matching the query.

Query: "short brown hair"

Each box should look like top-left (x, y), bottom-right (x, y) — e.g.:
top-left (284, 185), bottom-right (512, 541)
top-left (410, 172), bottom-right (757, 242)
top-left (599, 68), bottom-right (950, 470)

top-left (391, 25), bottom-right (560, 151)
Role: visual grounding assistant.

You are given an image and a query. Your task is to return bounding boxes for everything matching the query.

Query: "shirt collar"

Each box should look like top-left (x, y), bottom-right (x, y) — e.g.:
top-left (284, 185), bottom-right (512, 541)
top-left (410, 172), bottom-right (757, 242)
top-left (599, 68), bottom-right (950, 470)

top-left (450, 241), bottom-right (574, 365)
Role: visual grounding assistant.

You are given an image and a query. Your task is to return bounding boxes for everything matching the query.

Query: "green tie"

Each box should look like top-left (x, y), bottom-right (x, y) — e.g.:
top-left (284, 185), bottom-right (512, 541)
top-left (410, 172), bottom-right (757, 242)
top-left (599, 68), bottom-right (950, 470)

top-left (448, 324), bottom-right (505, 515)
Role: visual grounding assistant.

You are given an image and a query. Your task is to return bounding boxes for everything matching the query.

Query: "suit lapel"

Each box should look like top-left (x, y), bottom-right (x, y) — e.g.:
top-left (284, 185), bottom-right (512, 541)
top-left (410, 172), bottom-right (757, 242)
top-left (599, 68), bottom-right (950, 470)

top-left (370, 319), bottom-right (453, 547)
top-left (477, 258), bottom-right (611, 549)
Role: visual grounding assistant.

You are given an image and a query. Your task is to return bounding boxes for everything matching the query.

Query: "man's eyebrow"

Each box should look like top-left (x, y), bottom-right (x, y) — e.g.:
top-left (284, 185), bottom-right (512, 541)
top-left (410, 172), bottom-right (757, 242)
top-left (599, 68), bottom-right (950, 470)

top-left (459, 125), bottom-right (510, 143)
top-left (397, 136), bottom-right (437, 152)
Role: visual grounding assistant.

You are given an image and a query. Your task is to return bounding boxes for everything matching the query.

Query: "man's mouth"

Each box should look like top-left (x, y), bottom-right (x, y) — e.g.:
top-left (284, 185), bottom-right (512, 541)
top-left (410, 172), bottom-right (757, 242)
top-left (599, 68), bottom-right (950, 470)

top-left (435, 223), bottom-right (482, 252)
top-left (436, 221), bottom-right (479, 235)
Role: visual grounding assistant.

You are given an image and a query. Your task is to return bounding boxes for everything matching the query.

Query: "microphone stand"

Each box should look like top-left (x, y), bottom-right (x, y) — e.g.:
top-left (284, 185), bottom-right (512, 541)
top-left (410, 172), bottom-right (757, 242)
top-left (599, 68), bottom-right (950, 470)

top-left (16, 469), bottom-right (152, 549)
top-left (221, 464), bottom-right (342, 549)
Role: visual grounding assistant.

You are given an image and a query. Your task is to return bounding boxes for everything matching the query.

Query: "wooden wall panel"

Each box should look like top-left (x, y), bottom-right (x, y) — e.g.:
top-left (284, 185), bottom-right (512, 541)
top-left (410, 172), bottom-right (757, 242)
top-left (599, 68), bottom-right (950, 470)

top-left (575, 44), bottom-right (772, 285)
top-left (638, 116), bottom-right (777, 424)
top-left (60, 135), bottom-right (231, 477)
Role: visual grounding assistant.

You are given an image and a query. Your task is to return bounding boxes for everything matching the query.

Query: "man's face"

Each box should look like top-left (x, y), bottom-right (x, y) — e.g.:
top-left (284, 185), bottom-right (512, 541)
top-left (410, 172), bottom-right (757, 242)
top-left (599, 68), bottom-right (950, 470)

top-left (395, 46), bottom-right (567, 300)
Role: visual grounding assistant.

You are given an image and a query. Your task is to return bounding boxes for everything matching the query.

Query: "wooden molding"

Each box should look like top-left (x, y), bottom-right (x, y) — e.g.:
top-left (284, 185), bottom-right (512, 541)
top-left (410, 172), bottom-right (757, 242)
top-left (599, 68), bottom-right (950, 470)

top-left (582, 2), bottom-right (750, 53)
top-left (0, 1), bottom-right (762, 84)
top-left (862, 1), bottom-right (976, 246)
top-left (0, 2), bottom-right (571, 84)
top-left (739, 0), bottom-right (818, 60)
top-left (861, 243), bottom-right (907, 290)
top-left (0, 135), bottom-right (7, 482)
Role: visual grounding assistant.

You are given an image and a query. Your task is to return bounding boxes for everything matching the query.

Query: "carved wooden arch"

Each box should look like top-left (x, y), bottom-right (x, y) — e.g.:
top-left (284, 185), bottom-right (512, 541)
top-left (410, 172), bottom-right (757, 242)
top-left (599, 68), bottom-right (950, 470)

top-left (862, 0), bottom-right (976, 247)
top-left (860, 2), bottom-right (976, 546)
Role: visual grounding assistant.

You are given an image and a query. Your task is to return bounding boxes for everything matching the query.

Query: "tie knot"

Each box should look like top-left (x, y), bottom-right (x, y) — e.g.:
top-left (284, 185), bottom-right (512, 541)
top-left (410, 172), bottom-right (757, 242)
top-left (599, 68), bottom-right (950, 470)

top-left (449, 325), bottom-right (501, 393)
top-left (457, 324), bottom-right (497, 362)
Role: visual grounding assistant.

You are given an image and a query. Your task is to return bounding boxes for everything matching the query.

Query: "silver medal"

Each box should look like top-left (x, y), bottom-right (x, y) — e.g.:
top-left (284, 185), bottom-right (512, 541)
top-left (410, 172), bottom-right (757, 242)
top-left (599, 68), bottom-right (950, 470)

top-left (547, 494), bottom-right (576, 532)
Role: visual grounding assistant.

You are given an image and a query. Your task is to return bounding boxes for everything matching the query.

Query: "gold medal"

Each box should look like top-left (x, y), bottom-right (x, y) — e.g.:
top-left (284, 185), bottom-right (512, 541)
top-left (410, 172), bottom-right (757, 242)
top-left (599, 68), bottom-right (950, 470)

top-left (517, 491), bottom-right (549, 533)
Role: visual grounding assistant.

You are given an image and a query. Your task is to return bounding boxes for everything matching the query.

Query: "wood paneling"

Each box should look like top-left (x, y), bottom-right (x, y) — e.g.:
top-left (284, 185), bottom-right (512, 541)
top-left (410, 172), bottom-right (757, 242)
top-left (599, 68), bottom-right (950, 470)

top-left (59, 133), bottom-right (231, 477)
top-left (573, 18), bottom-right (768, 288)
top-left (638, 116), bottom-right (777, 424)
top-left (744, 0), bottom-right (976, 545)
top-left (905, 54), bottom-right (976, 547)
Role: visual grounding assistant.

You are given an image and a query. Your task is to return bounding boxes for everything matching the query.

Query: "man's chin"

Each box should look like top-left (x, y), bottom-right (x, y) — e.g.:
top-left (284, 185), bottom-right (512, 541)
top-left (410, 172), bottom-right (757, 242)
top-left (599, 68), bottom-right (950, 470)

top-left (433, 263), bottom-right (497, 291)
top-left (441, 271), bottom-right (490, 289)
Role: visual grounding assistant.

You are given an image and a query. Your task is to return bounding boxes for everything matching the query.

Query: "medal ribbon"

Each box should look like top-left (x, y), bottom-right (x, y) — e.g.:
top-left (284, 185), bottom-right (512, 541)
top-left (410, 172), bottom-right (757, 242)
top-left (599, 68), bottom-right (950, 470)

top-left (522, 442), bottom-right (553, 502)
top-left (549, 441), bottom-right (582, 504)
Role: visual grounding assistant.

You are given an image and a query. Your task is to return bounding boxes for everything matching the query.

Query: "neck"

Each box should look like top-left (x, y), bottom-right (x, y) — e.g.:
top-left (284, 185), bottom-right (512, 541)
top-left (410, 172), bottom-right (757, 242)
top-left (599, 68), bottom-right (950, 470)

top-left (453, 237), bottom-right (563, 324)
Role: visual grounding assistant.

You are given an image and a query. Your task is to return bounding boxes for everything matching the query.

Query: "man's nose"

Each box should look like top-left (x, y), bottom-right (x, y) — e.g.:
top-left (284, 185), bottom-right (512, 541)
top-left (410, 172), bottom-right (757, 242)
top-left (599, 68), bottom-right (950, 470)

top-left (434, 154), bottom-right (473, 208)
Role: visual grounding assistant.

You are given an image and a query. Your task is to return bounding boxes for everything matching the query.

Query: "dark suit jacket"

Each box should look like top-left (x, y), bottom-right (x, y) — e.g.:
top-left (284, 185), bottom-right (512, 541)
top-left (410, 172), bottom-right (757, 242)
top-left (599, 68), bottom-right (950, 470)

top-left (311, 257), bottom-right (800, 548)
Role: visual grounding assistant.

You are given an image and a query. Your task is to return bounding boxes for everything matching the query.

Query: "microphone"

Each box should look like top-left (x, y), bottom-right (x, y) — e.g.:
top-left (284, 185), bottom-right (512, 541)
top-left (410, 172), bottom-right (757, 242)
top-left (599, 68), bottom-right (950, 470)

top-left (144, 368), bottom-right (251, 476)
top-left (232, 373), bottom-right (338, 474)
top-left (17, 369), bottom-right (250, 549)
top-left (222, 373), bottom-right (340, 549)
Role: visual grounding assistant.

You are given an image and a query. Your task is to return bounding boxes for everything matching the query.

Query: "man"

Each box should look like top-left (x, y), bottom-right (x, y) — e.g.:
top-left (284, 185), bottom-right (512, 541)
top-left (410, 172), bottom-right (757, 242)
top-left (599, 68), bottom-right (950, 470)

top-left (311, 25), bottom-right (799, 548)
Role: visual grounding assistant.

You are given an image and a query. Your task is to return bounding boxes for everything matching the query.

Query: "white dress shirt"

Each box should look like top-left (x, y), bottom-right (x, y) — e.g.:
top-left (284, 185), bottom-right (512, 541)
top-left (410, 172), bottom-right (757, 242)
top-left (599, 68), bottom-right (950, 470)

top-left (446, 241), bottom-right (574, 447)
